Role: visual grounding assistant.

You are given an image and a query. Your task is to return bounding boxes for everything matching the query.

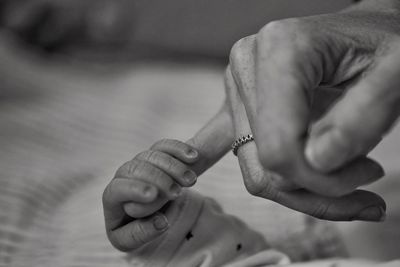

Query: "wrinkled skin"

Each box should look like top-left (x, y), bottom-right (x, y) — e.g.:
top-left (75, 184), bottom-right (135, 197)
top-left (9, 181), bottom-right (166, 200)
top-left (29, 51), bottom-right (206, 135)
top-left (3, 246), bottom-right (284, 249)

top-left (224, 2), bottom-right (400, 222)
top-left (183, 1), bottom-right (400, 223)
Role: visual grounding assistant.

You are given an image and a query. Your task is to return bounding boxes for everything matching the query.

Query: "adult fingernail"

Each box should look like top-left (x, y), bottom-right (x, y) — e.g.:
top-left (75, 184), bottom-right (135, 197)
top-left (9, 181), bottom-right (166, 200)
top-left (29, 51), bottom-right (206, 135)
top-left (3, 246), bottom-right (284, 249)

top-left (183, 170), bottom-right (197, 185)
top-left (306, 128), bottom-right (351, 172)
top-left (169, 183), bottom-right (182, 198)
top-left (153, 214), bottom-right (169, 231)
top-left (186, 149), bottom-right (198, 159)
top-left (355, 206), bottom-right (386, 222)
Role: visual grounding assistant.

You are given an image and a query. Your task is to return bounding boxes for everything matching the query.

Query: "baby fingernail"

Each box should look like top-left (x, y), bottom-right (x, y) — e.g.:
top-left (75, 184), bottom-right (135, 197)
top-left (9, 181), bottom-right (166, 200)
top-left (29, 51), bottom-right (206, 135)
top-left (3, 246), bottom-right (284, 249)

top-left (169, 183), bottom-right (182, 198)
top-left (153, 214), bottom-right (169, 231)
top-left (186, 149), bottom-right (198, 159)
top-left (355, 205), bottom-right (386, 222)
top-left (183, 170), bottom-right (197, 185)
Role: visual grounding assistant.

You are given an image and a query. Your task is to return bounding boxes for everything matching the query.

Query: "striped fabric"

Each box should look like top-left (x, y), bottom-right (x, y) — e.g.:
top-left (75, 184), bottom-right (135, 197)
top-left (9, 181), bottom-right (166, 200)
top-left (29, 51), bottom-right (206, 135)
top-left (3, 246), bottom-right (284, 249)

top-left (0, 43), bottom-right (346, 267)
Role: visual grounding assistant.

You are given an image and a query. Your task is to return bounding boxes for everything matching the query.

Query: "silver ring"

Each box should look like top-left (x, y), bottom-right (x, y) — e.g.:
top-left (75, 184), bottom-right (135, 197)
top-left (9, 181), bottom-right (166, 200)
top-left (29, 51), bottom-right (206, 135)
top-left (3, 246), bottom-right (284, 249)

top-left (232, 134), bottom-right (254, 156)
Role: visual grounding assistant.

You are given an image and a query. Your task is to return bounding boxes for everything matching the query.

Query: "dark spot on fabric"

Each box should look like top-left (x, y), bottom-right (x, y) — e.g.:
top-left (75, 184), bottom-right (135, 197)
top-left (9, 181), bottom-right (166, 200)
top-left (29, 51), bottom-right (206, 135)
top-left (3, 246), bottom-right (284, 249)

top-left (186, 231), bottom-right (193, 240)
top-left (236, 243), bottom-right (242, 251)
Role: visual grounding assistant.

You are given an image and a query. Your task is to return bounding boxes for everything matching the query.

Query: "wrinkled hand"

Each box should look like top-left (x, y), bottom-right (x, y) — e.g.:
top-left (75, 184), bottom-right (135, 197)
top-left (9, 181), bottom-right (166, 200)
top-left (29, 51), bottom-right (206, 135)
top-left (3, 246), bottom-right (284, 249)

top-left (182, 71), bottom-right (386, 222)
top-left (224, 63), bottom-right (385, 222)
top-left (0, 0), bottom-right (133, 52)
top-left (191, 4), bottom-right (400, 221)
top-left (224, 6), bottom-right (400, 221)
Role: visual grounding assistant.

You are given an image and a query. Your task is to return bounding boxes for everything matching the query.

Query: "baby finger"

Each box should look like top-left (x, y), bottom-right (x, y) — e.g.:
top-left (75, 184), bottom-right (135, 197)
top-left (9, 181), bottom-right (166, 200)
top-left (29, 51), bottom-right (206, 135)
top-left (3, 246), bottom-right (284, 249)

top-left (103, 178), bottom-right (158, 209)
top-left (123, 201), bottom-right (166, 219)
top-left (136, 150), bottom-right (197, 187)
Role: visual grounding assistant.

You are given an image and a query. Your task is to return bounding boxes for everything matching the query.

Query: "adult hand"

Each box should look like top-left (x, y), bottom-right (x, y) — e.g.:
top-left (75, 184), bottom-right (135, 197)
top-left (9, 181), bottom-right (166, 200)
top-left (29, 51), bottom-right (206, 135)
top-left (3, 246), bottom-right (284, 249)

top-left (224, 60), bottom-right (386, 221)
top-left (184, 65), bottom-right (386, 222)
top-left (226, 1), bottom-right (400, 221)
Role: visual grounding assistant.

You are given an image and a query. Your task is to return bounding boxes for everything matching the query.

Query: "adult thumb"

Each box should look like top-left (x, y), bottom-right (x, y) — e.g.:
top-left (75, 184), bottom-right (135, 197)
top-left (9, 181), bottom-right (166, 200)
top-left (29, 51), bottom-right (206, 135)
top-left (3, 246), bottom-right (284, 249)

top-left (306, 44), bottom-right (400, 172)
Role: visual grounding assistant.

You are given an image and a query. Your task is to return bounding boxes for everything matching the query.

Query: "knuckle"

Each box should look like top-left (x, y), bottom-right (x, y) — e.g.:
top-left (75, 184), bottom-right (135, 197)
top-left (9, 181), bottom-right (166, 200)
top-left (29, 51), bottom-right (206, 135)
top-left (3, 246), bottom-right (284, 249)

top-left (115, 161), bottom-right (130, 177)
top-left (172, 139), bottom-right (189, 152)
top-left (257, 18), bottom-right (312, 54)
top-left (309, 201), bottom-right (332, 220)
top-left (243, 177), bottom-right (258, 195)
top-left (112, 240), bottom-right (131, 252)
top-left (137, 150), bottom-right (157, 162)
top-left (262, 183), bottom-right (281, 201)
top-left (102, 182), bottom-right (115, 205)
top-left (131, 222), bottom-right (148, 247)
top-left (258, 18), bottom-right (305, 41)
top-left (229, 38), bottom-right (246, 64)
top-left (150, 138), bottom-right (169, 150)
top-left (244, 176), bottom-right (279, 201)
top-left (115, 159), bottom-right (140, 178)
top-left (243, 171), bottom-right (265, 196)
top-left (153, 152), bottom-right (180, 177)
top-left (165, 157), bottom-right (179, 174)
top-left (151, 138), bottom-right (183, 150)
top-left (229, 35), bottom-right (256, 68)
top-left (269, 175), bottom-right (299, 191)
top-left (108, 233), bottom-right (134, 252)
top-left (244, 182), bottom-right (263, 197)
top-left (139, 151), bottom-right (179, 174)
top-left (247, 166), bottom-right (265, 182)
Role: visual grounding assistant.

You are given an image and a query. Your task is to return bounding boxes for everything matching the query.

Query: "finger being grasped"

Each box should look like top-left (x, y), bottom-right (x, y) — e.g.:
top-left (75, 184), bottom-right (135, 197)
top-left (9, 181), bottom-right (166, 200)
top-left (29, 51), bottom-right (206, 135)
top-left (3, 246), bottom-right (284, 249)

top-left (225, 62), bottom-right (299, 191)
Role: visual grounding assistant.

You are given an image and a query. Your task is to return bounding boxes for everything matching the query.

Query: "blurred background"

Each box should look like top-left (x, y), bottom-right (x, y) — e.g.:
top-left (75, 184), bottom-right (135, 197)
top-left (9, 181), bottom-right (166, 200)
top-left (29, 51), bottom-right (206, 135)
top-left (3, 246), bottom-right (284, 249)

top-left (0, 0), bottom-right (399, 266)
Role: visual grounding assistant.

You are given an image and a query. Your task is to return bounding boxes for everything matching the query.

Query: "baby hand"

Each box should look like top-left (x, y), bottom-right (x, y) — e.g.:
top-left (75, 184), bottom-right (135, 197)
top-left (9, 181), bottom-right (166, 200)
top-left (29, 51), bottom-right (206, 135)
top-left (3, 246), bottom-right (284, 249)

top-left (102, 139), bottom-right (199, 251)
